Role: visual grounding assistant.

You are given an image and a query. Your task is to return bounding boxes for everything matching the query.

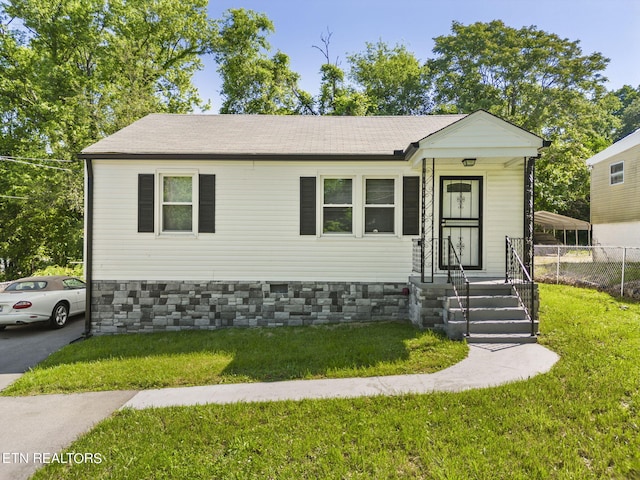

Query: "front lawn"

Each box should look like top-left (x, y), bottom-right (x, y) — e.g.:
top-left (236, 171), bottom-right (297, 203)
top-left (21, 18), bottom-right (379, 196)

top-left (30, 285), bottom-right (640, 479)
top-left (3, 321), bottom-right (466, 395)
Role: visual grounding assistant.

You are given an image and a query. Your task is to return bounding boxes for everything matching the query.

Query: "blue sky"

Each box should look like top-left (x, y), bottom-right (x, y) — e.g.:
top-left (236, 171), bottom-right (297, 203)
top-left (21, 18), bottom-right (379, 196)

top-left (195, 0), bottom-right (640, 111)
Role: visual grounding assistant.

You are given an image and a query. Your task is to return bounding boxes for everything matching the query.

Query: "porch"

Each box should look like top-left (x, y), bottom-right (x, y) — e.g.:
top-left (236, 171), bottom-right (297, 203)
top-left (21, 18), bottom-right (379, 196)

top-left (409, 237), bottom-right (539, 343)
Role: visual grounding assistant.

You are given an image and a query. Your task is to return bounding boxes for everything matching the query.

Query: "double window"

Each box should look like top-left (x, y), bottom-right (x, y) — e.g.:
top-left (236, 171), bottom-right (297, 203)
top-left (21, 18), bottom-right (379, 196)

top-left (322, 177), bottom-right (395, 235)
top-left (299, 176), bottom-right (418, 237)
top-left (610, 161), bottom-right (624, 185)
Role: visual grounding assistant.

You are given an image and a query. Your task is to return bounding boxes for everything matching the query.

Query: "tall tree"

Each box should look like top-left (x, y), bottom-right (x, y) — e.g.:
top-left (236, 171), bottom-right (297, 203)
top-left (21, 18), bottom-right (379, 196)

top-left (213, 9), bottom-right (312, 114)
top-left (0, 0), bottom-right (215, 278)
top-left (2, 0), bottom-right (214, 151)
top-left (348, 41), bottom-right (431, 115)
top-left (428, 20), bottom-right (618, 219)
top-left (316, 62), bottom-right (371, 115)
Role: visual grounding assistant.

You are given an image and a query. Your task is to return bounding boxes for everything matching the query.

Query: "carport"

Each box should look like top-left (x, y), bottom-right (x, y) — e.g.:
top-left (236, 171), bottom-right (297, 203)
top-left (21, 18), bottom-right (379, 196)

top-left (535, 211), bottom-right (591, 245)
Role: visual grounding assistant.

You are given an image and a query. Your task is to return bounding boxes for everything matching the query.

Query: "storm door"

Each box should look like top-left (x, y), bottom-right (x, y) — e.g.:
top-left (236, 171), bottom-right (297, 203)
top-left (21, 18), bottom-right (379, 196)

top-left (439, 177), bottom-right (483, 270)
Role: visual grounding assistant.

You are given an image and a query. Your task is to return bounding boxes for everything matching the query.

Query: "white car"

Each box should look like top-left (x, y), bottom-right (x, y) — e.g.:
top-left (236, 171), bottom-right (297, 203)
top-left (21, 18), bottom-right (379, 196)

top-left (0, 276), bottom-right (86, 329)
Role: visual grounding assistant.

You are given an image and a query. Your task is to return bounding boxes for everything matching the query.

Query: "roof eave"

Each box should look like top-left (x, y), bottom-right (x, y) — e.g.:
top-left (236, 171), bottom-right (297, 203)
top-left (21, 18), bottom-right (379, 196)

top-left (77, 152), bottom-right (407, 162)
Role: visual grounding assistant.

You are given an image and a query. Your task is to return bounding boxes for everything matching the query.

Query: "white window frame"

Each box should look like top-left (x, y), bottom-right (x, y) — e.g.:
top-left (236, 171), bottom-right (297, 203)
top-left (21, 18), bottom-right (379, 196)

top-left (321, 177), bottom-right (355, 235)
top-left (318, 175), bottom-right (401, 238)
top-left (158, 171), bottom-right (198, 235)
top-left (363, 177), bottom-right (397, 235)
top-left (610, 161), bottom-right (624, 185)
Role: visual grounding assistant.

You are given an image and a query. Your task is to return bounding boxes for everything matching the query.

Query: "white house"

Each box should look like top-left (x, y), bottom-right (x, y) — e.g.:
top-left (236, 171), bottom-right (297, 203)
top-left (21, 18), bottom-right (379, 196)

top-left (586, 128), bottom-right (640, 247)
top-left (80, 111), bottom-right (546, 336)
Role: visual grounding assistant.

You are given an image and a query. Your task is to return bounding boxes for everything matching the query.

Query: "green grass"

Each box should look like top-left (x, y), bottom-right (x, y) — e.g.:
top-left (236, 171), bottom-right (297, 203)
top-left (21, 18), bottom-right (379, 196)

top-left (3, 321), bottom-right (467, 396)
top-left (30, 285), bottom-right (640, 479)
top-left (536, 261), bottom-right (640, 288)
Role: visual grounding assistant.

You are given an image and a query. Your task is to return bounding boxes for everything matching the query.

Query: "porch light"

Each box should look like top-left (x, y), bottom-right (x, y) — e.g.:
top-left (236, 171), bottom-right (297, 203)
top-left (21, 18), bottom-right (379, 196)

top-left (462, 158), bottom-right (476, 167)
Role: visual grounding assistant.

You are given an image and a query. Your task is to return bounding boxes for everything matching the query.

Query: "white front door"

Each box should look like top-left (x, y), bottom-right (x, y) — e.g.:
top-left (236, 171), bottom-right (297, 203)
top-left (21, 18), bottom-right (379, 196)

top-left (439, 176), bottom-right (483, 270)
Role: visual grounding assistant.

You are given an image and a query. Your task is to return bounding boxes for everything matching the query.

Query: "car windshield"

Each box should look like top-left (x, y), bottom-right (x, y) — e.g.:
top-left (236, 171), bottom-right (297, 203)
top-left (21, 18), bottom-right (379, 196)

top-left (5, 281), bottom-right (48, 291)
top-left (63, 278), bottom-right (86, 289)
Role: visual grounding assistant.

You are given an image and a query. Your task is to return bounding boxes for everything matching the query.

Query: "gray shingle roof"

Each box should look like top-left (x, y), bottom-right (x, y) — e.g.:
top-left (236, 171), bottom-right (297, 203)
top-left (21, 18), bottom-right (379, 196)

top-left (81, 113), bottom-right (467, 158)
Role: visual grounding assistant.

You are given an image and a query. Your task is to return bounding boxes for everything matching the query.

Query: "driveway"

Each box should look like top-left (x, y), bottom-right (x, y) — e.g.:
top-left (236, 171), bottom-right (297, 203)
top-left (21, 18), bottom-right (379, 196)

top-left (0, 316), bottom-right (85, 389)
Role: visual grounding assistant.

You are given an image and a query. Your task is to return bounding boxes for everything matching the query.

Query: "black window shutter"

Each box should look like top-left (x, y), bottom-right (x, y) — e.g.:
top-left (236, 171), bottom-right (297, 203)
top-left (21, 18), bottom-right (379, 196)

top-left (300, 177), bottom-right (316, 235)
top-left (403, 176), bottom-right (420, 236)
top-left (138, 174), bottom-right (155, 233)
top-left (199, 174), bottom-right (216, 233)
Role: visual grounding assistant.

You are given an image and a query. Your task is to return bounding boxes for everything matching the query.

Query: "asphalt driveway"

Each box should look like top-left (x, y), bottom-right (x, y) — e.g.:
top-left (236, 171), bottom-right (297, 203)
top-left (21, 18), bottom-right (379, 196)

top-left (0, 316), bottom-right (85, 382)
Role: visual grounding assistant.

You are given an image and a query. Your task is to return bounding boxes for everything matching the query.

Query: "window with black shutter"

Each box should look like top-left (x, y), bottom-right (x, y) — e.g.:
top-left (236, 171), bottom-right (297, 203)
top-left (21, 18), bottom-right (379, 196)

top-left (300, 177), bottom-right (317, 235)
top-left (199, 174), bottom-right (216, 233)
top-left (138, 174), bottom-right (155, 233)
top-left (137, 173), bottom-right (216, 234)
top-left (402, 176), bottom-right (420, 236)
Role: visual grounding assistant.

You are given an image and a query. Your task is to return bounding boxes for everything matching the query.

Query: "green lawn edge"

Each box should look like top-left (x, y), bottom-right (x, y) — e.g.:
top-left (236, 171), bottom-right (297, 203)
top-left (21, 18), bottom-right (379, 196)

top-left (30, 284), bottom-right (640, 479)
top-left (3, 321), bottom-right (468, 396)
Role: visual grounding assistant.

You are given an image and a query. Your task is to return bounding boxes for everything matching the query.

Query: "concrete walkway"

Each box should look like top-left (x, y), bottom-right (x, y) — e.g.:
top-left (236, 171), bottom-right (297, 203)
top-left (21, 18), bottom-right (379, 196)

top-left (0, 343), bottom-right (559, 480)
top-left (123, 343), bottom-right (559, 408)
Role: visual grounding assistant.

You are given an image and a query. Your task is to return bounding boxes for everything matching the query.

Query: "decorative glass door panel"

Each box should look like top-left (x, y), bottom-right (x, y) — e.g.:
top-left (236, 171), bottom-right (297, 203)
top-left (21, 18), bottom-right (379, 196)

top-left (439, 177), bottom-right (483, 269)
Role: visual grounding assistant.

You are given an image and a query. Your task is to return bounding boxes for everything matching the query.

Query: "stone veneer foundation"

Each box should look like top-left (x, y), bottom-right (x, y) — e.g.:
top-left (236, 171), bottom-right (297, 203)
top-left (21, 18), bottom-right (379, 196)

top-left (90, 280), bottom-right (414, 334)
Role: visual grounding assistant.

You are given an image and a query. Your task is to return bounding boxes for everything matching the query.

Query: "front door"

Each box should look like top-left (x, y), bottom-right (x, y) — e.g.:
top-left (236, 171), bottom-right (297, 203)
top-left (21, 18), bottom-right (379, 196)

top-left (439, 176), bottom-right (483, 270)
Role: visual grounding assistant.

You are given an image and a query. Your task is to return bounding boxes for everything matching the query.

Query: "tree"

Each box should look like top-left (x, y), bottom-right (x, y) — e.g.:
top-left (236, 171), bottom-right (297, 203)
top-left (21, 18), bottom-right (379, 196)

top-left (213, 9), bottom-right (312, 114)
top-left (316, 62), bottom-right (371, 115)
top-left (428, 20), bottom-right (619, 219)
top-left (307, 31), bottom-right (366, 116)
top-left (612, 85), bottom-right (640, 140)
top-left (348, 41), bottom-right (431, 115)
top-left (2, 0), bottom-right (214, 148)
top-left (0, 0), bottom-right (215, 278)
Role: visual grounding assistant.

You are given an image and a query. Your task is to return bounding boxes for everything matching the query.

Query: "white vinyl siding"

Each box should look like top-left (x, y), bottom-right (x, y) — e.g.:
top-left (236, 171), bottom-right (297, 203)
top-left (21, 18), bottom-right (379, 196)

top-left (415, 113), bottom-right (542, 161)
top-left (481, 164), bottom-right (524, 275)
top-left (91, 160), bottom-right (418, 282)
top-left (91, 158), bottom-right (524, 282)
top-left (432, 159), bottom-right (524, 276)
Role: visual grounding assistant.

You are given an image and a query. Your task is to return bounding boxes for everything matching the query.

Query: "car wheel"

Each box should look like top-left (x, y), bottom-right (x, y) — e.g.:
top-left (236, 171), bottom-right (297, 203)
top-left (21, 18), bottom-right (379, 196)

top-left (50, 302), bottom-right (69, 329)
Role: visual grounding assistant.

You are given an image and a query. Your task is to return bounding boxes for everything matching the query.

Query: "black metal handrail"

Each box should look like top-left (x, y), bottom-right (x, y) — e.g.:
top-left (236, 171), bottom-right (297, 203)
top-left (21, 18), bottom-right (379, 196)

top-left (505, 236), bottom-right (536, 336)
top-left (447, 237), bottom-right (471, 337)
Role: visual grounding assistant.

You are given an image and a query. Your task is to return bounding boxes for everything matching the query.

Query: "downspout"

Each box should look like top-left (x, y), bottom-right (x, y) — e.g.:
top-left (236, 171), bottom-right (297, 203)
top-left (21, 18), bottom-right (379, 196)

top-left (420, 158), bottom-right (426, 283)
top-left (83, 158), bottom-right (93, 338)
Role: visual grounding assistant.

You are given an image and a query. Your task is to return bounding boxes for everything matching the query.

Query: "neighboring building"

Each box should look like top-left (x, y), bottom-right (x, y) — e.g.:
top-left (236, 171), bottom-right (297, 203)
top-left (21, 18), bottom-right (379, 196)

top-left (80, 111), bottom-right (545, 336)
top-left (586, 128), bottom-right (640, 246)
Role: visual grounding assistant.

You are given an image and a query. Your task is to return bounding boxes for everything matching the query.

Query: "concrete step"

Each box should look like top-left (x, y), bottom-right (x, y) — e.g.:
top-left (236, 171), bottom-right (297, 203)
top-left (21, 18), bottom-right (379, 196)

top-left (447, 306), bottom-right (528, 322)
top-left (446, 319), bottom-right (539, 336)
top-left (466, 295), bottom-right (521, 308)
top-left (457, 284), bottom-right (514, 297)
top-left (444, 295), bottom-right (521, 309)
top-left (465, 333), bottom-right (538, 344)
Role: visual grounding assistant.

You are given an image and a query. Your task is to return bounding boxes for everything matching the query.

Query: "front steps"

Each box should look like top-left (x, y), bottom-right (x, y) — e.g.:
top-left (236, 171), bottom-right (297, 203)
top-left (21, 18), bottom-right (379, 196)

top-left (443, 284), bottom-right (538, 344)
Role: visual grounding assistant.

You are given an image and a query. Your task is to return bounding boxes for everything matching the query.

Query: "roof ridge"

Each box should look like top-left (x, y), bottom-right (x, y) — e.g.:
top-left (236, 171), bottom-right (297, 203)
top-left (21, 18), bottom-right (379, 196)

top-left (145, 113), bottom-right (468, 119)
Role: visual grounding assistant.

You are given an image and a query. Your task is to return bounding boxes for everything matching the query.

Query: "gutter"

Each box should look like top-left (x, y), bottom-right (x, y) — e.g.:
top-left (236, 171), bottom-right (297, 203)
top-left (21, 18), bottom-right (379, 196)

top-left (76, 152), bottom-right (407, 162)
top-left (83, 158), bottom-right (93, 338)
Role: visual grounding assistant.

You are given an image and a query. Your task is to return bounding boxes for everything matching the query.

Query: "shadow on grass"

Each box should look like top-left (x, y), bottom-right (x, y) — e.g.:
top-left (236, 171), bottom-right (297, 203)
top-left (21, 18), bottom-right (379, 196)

top-left (218, 322), bottom-right (419, 381)
top-left (36, 321), bottom-right (442, 382)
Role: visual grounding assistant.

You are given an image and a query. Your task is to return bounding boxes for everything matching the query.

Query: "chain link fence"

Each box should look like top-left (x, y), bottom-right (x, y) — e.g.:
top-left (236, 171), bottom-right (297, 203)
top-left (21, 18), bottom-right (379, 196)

top-left (534, 245), bottom-right (640, 298)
